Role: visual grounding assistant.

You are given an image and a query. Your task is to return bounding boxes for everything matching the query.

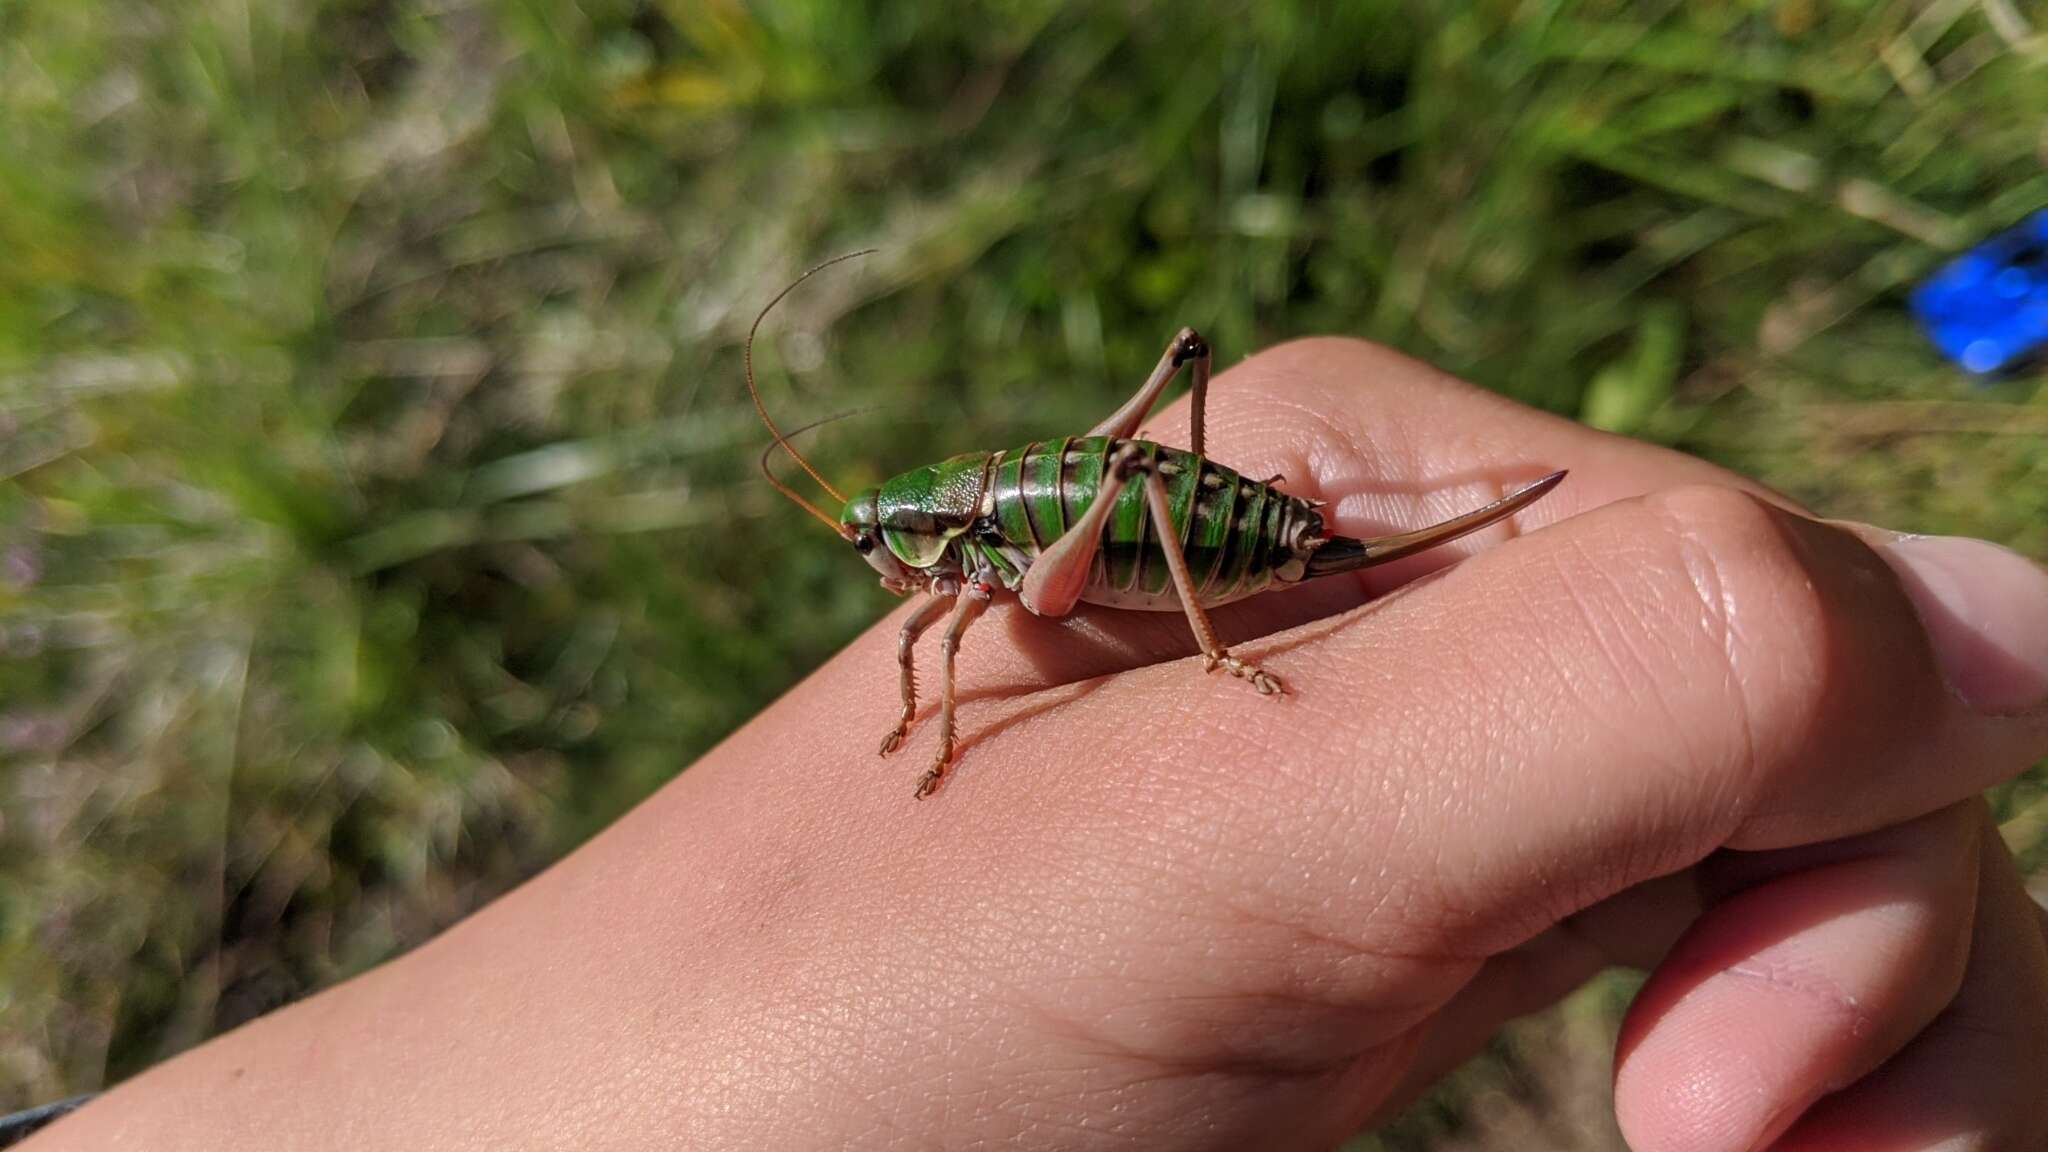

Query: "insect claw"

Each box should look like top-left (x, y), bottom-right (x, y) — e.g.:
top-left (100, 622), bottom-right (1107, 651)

top-left (1202, 650), bottom-right (1285, 695)
top-left (913, 767), bottom-right (946, 800)
top-left (879, 728), bottom-right (905, 757)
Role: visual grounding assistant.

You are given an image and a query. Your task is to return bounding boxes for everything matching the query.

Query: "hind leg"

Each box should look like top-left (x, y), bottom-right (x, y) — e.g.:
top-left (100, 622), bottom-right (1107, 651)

top-left (1089, 328), bottom-right (1212, 456)
top-left (913, 584), bottom-right (992, 799)
top-left (1020, 443), bottom-right (1282, 693)
top-left (1133, 457), bottom-right (1283, 695)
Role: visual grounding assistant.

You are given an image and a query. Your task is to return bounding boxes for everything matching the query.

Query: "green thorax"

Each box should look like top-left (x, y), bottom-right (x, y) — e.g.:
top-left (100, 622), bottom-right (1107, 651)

top-left (874, 450), bottom-right (995, 568)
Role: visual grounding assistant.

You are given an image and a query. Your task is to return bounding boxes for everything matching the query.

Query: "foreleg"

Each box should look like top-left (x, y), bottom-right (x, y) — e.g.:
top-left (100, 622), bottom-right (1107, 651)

top-left (879, 592), bottom-right (957, 756)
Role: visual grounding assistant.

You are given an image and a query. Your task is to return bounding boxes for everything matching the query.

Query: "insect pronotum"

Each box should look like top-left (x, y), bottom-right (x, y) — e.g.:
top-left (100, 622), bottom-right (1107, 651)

top-left (747, 252), bottom-right (1566, 798)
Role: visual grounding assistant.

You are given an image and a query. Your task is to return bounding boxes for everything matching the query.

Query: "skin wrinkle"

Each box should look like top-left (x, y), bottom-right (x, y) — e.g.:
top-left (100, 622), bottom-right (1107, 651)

top-left (1203, 755), bottom-right (1394, 925)
top-left (1363, 917), bottom-right (1639, 1126)
top-left (1652, 490), bottom-right (1845, 848)
top-left (1141, 482), bottom-right (1963, 966)
top-left (1590, 506), bottom-right (1757, 888)
top-left (1611, 521), bottom-right (1751, 813)
top-left (988, 987), bottom-right (1344, 1147)
top-left (1696, 802), bottom-right (1980, 904)
top-left (993, 1094), bottom-right (1139, 1149)
top-left (1400, 627), bottom-right (1551, 937)
top-left (1348, 762), bottom-right (1443, 960)
top-left (1654, 495), bottom-right (1772, 842)
top-left (1041, 1004), bottom-right (1359, 1086)
top-left (1720, 957), bottom-right (1877, 1045)
top-left (999, 906), bottom-right (1388, 1086)
top-left (1548, 532), bottom-right (1681, 754)
top-left (1202, 886), bottom-right (1477, 1018)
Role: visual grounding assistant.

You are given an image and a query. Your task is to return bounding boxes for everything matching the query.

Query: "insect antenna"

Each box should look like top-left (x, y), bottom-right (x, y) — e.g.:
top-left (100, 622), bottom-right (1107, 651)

top-left (744, 249), bottom-right (877, 535)
top-left (755, 407), bottom-right (882, 531)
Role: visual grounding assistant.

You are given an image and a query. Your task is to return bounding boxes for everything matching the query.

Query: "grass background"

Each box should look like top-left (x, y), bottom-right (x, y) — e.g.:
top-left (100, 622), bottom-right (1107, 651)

top-left (3, 0), bottom-right (2047, 1145)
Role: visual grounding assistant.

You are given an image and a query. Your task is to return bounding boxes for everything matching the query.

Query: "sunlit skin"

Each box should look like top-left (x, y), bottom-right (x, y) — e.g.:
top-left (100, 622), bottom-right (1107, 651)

top-left (31, 336), bottom-right (2048, 1152)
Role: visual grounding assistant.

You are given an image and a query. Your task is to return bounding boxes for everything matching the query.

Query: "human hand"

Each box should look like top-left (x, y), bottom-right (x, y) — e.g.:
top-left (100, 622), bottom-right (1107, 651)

top-left (36, 339), bottom-right (2048, 1151)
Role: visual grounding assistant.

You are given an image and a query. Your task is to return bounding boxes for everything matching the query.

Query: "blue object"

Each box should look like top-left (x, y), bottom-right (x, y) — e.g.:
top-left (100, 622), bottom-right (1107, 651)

top-left (1911, 209), bottom-right (2048, 374)
top-left (0, 1094), bottom-right (95, 1147)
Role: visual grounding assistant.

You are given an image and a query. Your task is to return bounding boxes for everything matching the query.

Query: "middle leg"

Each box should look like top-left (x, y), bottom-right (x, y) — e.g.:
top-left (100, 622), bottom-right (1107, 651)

top-left (913, 583), bottom-right (992, 799)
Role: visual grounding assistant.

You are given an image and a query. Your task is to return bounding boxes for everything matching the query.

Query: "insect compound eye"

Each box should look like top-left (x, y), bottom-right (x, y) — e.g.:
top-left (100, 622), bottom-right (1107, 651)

top-left (853, 534), bottom-right (876, 555)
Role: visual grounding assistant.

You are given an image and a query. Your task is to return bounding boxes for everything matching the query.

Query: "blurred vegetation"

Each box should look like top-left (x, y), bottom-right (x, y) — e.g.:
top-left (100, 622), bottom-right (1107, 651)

top-left (2, 0), bottom-right (2046, 1145)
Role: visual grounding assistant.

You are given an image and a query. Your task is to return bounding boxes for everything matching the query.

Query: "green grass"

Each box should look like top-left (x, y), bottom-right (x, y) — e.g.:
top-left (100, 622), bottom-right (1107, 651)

top-left (3, 1), bottom-right (2046, 1144)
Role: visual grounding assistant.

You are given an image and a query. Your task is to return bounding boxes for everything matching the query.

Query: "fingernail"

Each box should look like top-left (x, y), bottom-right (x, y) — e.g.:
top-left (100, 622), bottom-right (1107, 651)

top-left (1871, 532), bottom-right (2048, 714)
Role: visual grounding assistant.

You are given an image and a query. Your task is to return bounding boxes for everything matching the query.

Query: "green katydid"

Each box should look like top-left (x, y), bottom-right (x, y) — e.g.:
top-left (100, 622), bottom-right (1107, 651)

top-left (747, 253), bottom-right (1565, 798)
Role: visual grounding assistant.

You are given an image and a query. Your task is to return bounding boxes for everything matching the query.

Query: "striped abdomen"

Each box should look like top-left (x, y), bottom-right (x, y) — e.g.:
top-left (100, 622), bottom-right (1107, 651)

top-left (967, 436), bottom-right (1325, 610)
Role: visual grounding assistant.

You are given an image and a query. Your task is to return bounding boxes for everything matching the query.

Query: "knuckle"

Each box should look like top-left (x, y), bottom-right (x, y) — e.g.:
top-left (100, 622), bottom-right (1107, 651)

top-left (1643, 485), bottom-right (1833, 664)
top-left (1637, 484), bottom-right (1836, 766)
